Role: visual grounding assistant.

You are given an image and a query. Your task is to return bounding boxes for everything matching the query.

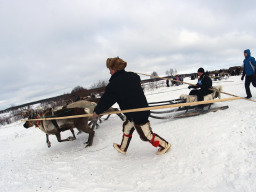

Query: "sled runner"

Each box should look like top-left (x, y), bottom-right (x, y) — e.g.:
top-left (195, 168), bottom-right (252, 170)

top-left (149, 104), bottom-right (229, 119)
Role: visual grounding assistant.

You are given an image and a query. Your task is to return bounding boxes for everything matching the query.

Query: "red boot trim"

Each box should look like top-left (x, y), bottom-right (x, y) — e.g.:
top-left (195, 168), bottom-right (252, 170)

top-left (150, 133), bottom-right (160, 147)
top-left (123, 133), bottom-right (133, 137)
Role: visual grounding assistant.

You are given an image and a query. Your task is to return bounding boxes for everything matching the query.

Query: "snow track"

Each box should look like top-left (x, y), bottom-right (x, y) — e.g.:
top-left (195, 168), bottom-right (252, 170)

top-left (1, 76), bottom-right (256, 192)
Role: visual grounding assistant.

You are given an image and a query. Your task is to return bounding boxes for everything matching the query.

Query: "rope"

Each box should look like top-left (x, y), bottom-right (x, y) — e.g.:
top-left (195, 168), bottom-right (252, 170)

top-left (22, 97), bottom-right (241, 121)
top-left (132, 71), bottom-right (256, 103)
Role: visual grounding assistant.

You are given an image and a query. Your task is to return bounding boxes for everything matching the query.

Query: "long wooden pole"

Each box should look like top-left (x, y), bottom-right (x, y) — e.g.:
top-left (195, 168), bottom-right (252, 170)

top-left (23, 97), bottom-right (241, 121)
top-left (133, 71), bottom-right (256, 103)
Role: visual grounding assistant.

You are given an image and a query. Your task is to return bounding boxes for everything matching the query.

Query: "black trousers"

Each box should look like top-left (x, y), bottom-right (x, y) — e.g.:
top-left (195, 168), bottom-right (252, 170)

top-left (189, 89), bottom-right (212, 101)
top-left (245, 75), bottom-right (256, 97)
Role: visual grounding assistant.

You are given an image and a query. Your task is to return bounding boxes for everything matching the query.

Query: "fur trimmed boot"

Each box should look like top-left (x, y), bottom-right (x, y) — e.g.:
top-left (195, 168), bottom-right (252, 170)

top-left (156, 143), bottom-right (171, 155)
top-left (113, 143), bottom-right (126, 154)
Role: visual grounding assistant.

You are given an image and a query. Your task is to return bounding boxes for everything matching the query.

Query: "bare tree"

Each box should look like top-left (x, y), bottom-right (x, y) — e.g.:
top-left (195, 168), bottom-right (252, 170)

top-left (71, 86), bottom-right (89, 98)
top-left (174, 68), bottom-right (177, 75)
top-left (90, 80), bottom-right (108, 89)
top-left (151, 71), bottom-right (158, 78)
top-left (170, 68), bottom-right (174, 76)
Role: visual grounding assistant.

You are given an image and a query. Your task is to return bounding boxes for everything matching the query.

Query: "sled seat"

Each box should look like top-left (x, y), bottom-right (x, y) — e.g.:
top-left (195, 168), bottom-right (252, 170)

top-left (180, 85), bottom-right (222, 103)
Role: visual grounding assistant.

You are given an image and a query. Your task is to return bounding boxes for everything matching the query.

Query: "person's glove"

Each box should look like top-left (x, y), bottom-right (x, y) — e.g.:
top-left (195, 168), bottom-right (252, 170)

top-left (241, 75), bottom-right (244, 80)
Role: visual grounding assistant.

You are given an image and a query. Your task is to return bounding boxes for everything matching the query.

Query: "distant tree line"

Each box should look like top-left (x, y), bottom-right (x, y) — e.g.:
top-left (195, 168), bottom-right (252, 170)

top-left (165, 68), bottom-right (177, 77)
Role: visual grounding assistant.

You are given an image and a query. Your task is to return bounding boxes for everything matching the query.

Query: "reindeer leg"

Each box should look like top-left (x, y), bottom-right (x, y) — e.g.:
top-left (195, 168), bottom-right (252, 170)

top-left (85, 130), bottom-right (95, 147)
top-left (56, 132), bottom-right (75, 142)
top-left (90, 120), bottom-right (99, 129)
top-left (70, 128), bottom-right (76, 140)
top-left (77, 130), bottom-right (82, 135)
top-left (112, 108), bottom-right (125, 121)
top-left (90, 118), bottom-right (98, 130)
top-left (78, 121), bottom-right (97, 133)
top-left (81, 128), bottom-right (95, 147)
top-left (46, 134), bottom-right (51, 148)
top-left (104, 112), bottom-right (124, 121)
top-left (84, 120), bottom-right (97, 146)
top-left (107, 108), bottom-right (125, 121)
top-left (104, 114), bottom-right (111, 120)
top-left (117, 113), bottom-right (125, 121)
top-left (76, 118), bottom-right (95, 147)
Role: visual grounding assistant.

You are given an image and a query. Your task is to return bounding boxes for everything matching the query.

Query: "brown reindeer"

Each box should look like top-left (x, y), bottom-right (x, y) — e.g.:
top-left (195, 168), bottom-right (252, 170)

top-left (23, 107), bottom-right (96, 148)
top-left (23, 99), bottom-right (124, 148)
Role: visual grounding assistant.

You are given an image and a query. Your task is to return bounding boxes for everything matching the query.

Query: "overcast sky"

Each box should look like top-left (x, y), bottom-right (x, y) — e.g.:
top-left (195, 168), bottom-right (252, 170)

top-left (1, 0), bottom-right (256, 110)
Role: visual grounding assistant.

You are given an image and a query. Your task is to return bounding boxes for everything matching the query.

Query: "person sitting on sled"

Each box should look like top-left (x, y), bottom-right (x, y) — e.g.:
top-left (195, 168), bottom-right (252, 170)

top-left (92, 57), bottom-right (171, 155)
top-left (188, 67), bottom-right (213, 101)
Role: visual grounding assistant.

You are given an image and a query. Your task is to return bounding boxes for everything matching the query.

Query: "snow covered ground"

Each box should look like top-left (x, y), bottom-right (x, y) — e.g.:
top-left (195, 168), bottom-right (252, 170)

top-left (1, 75), bottom-right (256, 192)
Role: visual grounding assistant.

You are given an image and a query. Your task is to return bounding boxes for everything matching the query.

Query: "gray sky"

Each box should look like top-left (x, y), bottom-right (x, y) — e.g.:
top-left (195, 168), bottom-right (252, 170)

top-left (1, 0), bottom-right (256, 110)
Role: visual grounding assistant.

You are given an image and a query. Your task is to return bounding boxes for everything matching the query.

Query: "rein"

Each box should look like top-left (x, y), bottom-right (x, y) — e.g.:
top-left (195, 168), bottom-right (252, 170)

top-left (23, 97), bottom-right (241, 121)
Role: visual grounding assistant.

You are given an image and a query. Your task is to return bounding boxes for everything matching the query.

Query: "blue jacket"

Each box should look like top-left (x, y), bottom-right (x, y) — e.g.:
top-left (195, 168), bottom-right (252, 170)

top-left (243, 49), bottom-right (256, 76)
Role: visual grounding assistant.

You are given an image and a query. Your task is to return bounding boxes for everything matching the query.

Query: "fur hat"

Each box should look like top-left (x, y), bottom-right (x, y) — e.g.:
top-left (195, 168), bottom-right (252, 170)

top-left (106, 57), bottom-right (127, 71)
top-left (197, 67), bottom-right (205, 73)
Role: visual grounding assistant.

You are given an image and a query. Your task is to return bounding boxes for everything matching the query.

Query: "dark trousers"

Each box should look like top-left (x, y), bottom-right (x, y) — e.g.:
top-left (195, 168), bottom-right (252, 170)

top-left (189, 89), bottom-right (212, 101)
top-left (245, 75), bottom-right (256, 97)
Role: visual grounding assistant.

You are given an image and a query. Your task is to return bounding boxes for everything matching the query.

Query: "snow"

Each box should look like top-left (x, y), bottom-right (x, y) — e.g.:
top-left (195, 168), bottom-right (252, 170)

top-left (1, 76), bottom-right (256, 192)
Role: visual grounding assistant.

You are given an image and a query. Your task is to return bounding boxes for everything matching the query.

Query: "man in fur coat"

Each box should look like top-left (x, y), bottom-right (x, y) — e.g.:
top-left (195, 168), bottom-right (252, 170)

top-left (93, 57), bottom-right (171, 155)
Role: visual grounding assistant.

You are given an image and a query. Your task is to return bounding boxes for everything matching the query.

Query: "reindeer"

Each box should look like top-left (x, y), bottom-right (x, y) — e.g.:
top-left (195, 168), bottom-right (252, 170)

top-left (23, 100), bottom-right (124, 148)
top-left (23, 107), bottom-right (96, 148)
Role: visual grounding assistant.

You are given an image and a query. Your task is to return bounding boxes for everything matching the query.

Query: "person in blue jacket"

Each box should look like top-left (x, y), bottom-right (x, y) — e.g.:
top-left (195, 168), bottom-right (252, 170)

top-left (241, 49), bottom-right (256, 98)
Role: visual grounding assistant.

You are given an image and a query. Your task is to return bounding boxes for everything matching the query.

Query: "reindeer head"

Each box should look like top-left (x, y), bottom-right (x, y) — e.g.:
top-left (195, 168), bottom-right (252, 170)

top-left (23, 110), bottom-right (38, 129)
top-left (23, 120), bottom-right (34, 129)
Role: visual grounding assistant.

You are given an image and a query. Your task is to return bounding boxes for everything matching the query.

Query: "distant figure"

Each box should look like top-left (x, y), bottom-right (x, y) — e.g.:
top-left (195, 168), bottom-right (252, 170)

top-left (166, 79), bottom-right (170, 87)
top-left (241, 49), bottom-right (256, 99)
top-left (188, 68), bottom-right (213, 101)
top-left (175, 75), bottom-right (180, 86)
top-left (179, 75), bottom-right (183, 84)
top-left (172, 76), bottom-right (176, 86)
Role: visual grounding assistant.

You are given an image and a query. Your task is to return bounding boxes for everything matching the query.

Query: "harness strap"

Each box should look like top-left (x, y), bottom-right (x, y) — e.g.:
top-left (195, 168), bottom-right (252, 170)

top-left (36, 115), bottom-right (41, 127)
top-left (150, 133), bottom-right (160, 147)
top-left (35, 114), bottom-right (46, 133)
